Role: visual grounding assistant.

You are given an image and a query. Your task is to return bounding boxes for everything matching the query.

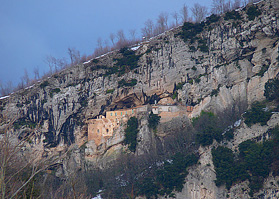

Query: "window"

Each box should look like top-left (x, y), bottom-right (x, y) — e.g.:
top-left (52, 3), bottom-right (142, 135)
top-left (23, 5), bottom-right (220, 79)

top-left (115, 112), bottom-right (117, 116)
top-left (97, 129), bottom-right (100, 133)
top-left (106, 129), bottom-right (109, 133)
top-left (121, 112), bottom-right (122, 116)
top-left (132, 109), bottom-right (134, 114)
top-left (111, 113), bottom-right (113, 116)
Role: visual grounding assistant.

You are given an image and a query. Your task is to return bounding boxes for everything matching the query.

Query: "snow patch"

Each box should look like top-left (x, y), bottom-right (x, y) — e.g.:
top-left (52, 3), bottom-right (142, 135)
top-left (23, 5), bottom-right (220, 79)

top-left (253, 0), bottom-right (263, 5)
top-left (92, 195), bottom-right (102, 199)
top-left (131, 45), bottom-right (140, 51)
top-left (0, 95), bottom-right (9, 100)
top-left (25, 84), bottom-right (35, 90)
top-left (83, 60), bottom-right (91, 64)
top-left (234, 119), bottom-right (242, 127)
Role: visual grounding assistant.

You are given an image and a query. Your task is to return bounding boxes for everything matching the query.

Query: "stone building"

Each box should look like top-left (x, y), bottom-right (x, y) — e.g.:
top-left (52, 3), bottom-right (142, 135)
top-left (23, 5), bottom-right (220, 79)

top-left (87, 104), bottom-right (193, 144)
top-left (87, 116), bottom-right (116, 146)
top-left (87, 105), bottom-right (148, 145)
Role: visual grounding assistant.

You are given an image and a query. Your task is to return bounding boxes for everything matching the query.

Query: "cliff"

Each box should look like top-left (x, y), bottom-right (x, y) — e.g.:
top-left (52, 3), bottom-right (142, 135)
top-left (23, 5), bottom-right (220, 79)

top-left (1, 0), bottom-right (279, 198)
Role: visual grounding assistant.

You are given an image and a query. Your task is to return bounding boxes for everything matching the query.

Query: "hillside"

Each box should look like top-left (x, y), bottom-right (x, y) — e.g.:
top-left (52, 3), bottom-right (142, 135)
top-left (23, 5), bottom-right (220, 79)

top-left (1, 0), bottom-right (279, 198)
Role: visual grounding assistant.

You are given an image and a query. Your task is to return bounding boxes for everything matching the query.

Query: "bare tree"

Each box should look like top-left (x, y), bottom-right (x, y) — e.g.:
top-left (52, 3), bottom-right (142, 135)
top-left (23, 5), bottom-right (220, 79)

top-left (172, 11), bottom-right (179, 26)
top-left (23, 68), bottom-right (30, 86)
top-left (109, 33), bottom-right (115, 46)
top-left (68, 47), bottom-right (80, 66)
top-left (33, 67), bottom-right (40, 80)
top-left (97, 37), bottom-right (103, 53)
top-left (242, 0), bottom-right (248, 6)
top-left (17, 79), bottom-right (24, 90)
top-left (0, 81), bottom-right (13, 96)
top-left (0, 110), bottom-right (64, 199)
top-left (211, 0), bottom-right (226, 15)
top-left (56, 58), bottom-right (67, 70)
top-left (157, 12), bottom-right (169, 33)
top-left (117, 29), bottom-right (126, 43)
top-left (232, 0), bottom-right (242, 9)
top-left (141, 19), bottom-right (154, 39)
top-left (115, 29), bottom-right (127, 49)
top-left (191, 3), bottom-right (208, 23)
top-left (180, 4), bottom-right (189, 23)
top-left (129, 29), bottom-right (136, 42)
top-left (224, 0), bottom-right (232, 12)
top-left (45, 55), bottom-right (56, 74)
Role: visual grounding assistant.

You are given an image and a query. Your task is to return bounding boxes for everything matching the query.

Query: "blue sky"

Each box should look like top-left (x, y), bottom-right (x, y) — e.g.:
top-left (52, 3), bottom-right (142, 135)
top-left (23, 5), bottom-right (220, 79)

top-left (0, 0), bottom-right (211, 87)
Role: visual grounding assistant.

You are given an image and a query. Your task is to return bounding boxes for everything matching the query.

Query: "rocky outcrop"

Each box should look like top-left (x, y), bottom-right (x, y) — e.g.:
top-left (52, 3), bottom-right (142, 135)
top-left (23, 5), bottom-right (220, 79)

top-left (0, 0), bottom-right (279, 192)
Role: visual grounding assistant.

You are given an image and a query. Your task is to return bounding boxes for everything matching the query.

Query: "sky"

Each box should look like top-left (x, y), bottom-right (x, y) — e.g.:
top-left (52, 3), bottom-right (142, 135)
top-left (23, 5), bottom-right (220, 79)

top-left (0, 0), bottom-right (211, 87)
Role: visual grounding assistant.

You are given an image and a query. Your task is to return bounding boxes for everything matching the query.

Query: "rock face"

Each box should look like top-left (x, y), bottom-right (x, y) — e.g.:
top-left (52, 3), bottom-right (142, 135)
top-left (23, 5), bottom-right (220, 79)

top-left (153, 113), bottom-right (279, 199)
top-left (0, 0), bottom-right (279, 197)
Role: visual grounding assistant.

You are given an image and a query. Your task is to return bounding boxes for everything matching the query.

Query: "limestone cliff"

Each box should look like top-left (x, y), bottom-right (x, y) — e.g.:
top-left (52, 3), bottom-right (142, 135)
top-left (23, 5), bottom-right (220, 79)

top-left (0, 0), bottom-right (279, 198)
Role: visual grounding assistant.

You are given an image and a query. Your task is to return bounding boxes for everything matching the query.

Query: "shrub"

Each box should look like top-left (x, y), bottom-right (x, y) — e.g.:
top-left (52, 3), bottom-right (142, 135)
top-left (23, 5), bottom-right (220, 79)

top-left (198, 39), bottom-right (209, 53)
top-left (145, 49), bottom-right (152, 54)
top-left (243, 102), bottom-right (272, 127)
top-left (156, 153), bottom-right (199, 196)
top-left (136, 177), bottom-right (159, 198)
top-left (106, 89), bottom-right (114, 94)
top-left (50, 88), bottom-right (61, 98)
top-left (223, 129), bottom-right (234, 141)
top-left (247, 5), bottom-right (261, 20)
top-left (92, 59), bottom-right (99, 63)
top-left (239, 140), bottom-right (273, 195)
top-left (210, 85), bottom-right (221, 97)
top-left (91, 65), bottom-right (108, 71)
top-left (206, 14), bottom-right (221, 25)
top-left (192, 66), bottom-right (197, 71)
top-left (175, 82), bottom-right (185, 90)
top-left (115, 47), bottom-right (141, 70)
top-left (178, 22), bottom-right (205, 43)
top-left (192, 111), bottom-right (223, 146)
top-left (212, 146), bottom-right (236, 188)
top-left (13, 118), bottom-right (37, 129)
top-left (212, 137), bottom-right (278, 196)
top-left (118, 79), bottom-right (137, 88)
top-left (256, 64), bottom-right (269, 77)
top-left (224, 10), bottom-right (241, 20)
top-left (264, 78), bottom-right (279, 101)
top-left (137, 153), bottom-right (199, 198)
top-left (40, 81), bottom-right (49, 89)
top-left (123, 117), bottom-right (139, 152)
top-left (194, 78), bottom-right (201, 83)
top-left (80, 97), bottom-right (88, 107)
top-left (210, 88), bottom-right (219, 97)
top-left (148, 112), bottom-right (161, 131)
top-left (189, 46), bottom-right (196, 52)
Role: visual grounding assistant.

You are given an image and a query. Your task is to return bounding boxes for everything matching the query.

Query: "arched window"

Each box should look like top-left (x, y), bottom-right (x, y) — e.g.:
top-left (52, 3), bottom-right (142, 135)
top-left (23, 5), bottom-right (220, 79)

top-left (106, 129), bottom-right (109, 133)
top-left (97, 129), bottom-right (100, 133)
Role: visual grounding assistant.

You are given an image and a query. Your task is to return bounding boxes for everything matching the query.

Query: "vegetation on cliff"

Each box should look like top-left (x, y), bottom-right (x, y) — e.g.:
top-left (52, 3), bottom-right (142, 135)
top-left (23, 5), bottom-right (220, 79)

top-left (243, 102), bottom-right (272, 127)
top-left (124, 117), bottom-right (139, 152)
top-left (192, 111), bottom-right (224, 146)
top-left (212, 126), bottom-right (279, 196)
top-left (264, 78), bottom-right (279, 101)
top-left (137, 153), bottom-right (199, 198)
top-left (148, 112), bottom-right (161, 131)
